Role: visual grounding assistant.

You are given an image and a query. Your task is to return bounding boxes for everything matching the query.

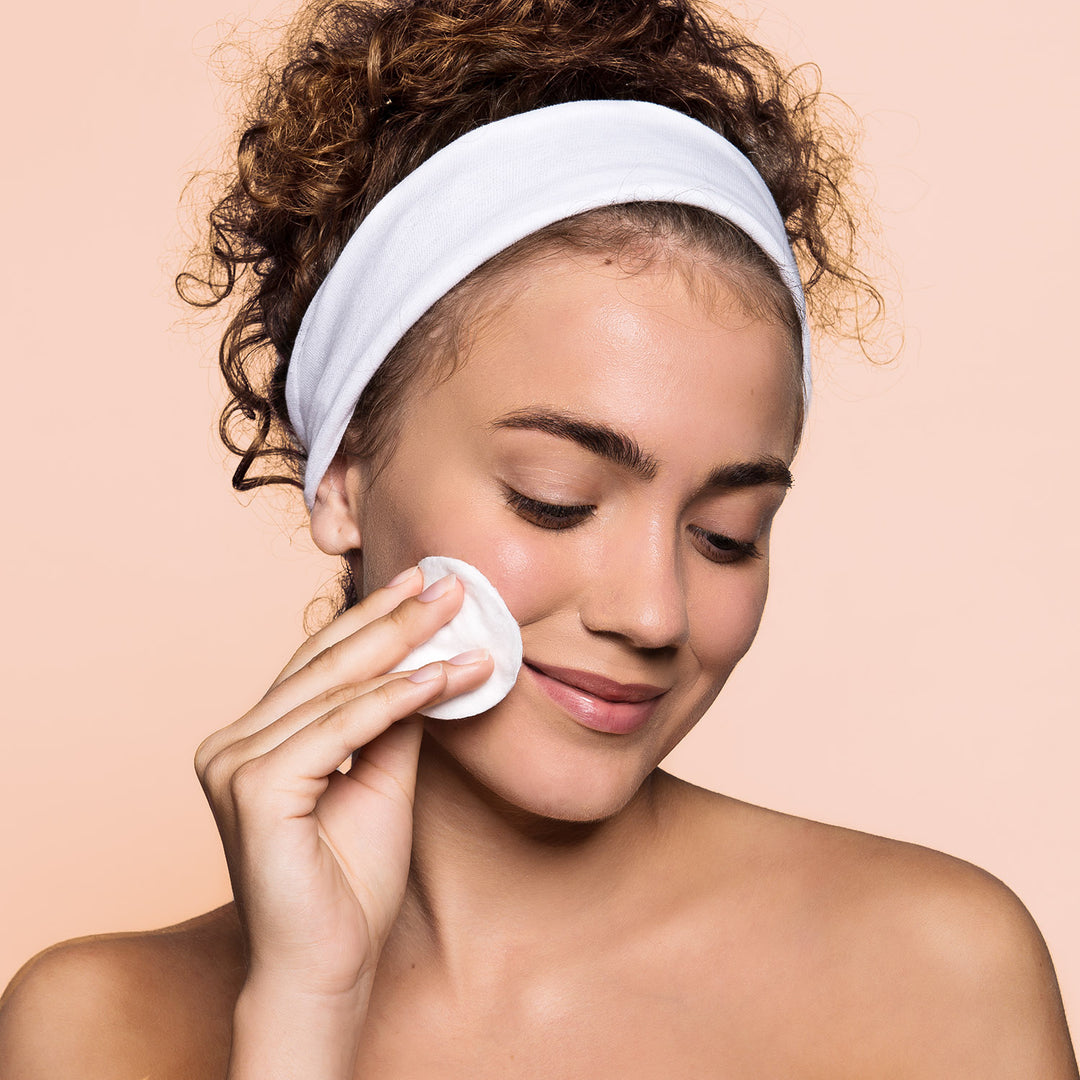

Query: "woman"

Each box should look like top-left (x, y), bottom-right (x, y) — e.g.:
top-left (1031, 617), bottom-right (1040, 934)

top-left (1, 0), bottom-right (1076, 1076)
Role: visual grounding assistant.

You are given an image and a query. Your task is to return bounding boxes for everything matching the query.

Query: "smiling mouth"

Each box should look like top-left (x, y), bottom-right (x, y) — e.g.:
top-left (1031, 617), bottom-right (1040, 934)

top-left (523, 660), bottom-right (668, 734)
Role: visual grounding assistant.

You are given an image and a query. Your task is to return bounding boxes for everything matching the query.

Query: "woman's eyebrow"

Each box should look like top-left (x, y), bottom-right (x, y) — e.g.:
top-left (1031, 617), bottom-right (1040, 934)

top-left (489, 408), bottom-right (793, 489)
top-left (705, 458), bottom-right (793, 491)
top-left (490, 408), bottom-right (658, 478)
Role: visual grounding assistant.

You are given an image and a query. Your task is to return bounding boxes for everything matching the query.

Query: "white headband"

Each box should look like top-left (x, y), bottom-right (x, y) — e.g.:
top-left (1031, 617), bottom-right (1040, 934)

top-left (286, 99), bottom-right (810, 510)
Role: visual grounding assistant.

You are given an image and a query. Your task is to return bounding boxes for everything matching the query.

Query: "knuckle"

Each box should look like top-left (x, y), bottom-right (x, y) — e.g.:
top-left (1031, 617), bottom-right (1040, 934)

top-left (387, 599), bottom-right (440, 650)
top-left (372, 680), bottom-right (402, 709)
top-left (386, 601), bottom-right (413, 632)
top-left (227, 758), bottom-right (266, 804)
top-left (379, 670), bottom-right (441, 709)
top-left (318, 704), bottom-right (351, 741)
top-left (193, 735), bottom-right (216, 779)
top-left (199, 748), bottom-right (239, 797)
top-left (306, 641), bottom-right (343, 678)
top-left (194, 733), bottom-right (232, 784)
top-left (323, 682), bottom-right (359, 711)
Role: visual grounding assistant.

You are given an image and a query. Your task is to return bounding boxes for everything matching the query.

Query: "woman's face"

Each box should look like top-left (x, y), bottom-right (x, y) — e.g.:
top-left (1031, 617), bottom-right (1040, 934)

top-left (320, 249), bottom-right (798, 821)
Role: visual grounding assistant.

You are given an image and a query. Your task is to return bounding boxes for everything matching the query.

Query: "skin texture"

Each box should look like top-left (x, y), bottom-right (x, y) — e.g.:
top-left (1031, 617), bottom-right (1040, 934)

top-left (333, 252), bottom-right (798, 826)
top-left (0, 252), bottom-right (1075, 1079)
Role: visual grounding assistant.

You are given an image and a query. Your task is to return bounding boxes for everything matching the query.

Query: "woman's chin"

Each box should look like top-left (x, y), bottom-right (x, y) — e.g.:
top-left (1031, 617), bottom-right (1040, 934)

top-left (417, 715), bottom-right (660, 826)
top-left (498, 776), bottom-right (645, 825)
top-left (473, 774), bottom-right (650, 827)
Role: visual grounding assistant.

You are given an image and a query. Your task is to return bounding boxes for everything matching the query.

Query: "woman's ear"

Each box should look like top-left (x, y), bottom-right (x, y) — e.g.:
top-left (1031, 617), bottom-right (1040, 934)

top-left (309, 453), bottom-right (364, 556)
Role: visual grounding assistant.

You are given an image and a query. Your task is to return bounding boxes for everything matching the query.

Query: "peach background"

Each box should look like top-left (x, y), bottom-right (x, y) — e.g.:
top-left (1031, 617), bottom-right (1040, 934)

top-left (2, 0), bottom-right (1077, 1038)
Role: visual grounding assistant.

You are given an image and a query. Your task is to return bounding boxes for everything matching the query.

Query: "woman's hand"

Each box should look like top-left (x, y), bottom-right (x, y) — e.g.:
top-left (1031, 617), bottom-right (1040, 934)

top-left (194, 566), bottom-right (493, 1077)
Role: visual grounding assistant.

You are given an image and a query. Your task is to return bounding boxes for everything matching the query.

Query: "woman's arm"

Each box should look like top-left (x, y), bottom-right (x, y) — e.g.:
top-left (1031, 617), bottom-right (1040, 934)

top-left (0, 568), bottom-right (494, 1080)
top-left (194, 567), bottom-right (492, 1080)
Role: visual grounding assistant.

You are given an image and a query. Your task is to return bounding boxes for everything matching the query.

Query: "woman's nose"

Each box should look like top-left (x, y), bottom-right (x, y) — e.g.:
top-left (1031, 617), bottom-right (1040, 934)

top-left (578, 523), bottom-right (690, 651)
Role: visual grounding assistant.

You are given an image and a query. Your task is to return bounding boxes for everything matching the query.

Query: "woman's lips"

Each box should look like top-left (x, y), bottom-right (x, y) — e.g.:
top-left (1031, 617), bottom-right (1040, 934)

top-left (524, 660), bottom-right (667, 735)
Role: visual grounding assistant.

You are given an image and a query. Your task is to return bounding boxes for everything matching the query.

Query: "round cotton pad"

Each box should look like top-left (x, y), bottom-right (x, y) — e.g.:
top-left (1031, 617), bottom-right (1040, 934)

top-left (391, 556), bottom-right (523, 720)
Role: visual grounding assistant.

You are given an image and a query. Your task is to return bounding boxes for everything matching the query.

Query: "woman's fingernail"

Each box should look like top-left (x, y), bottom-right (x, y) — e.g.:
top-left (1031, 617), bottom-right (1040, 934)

top-left (449, 649), bottom-right (489, 665)
top-left (418, 573), bottom-right (457, 603)
top-left (387, 565), bottom-right (419, 588)
top-left (408, 662), bottom-right (444, 683)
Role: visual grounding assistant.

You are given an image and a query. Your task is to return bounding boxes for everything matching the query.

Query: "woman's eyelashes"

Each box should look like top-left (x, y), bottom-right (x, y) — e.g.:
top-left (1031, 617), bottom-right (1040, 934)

top-left (688, 524), bottom-right (762, 565)
top-left (502, 486), bottom-right (763, 563)
top-left (503, 487), bottom-right (594, 529)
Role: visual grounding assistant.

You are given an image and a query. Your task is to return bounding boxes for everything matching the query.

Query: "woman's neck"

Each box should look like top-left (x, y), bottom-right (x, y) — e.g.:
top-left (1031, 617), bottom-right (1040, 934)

top-left (378, 732), bottom-right (679, 995)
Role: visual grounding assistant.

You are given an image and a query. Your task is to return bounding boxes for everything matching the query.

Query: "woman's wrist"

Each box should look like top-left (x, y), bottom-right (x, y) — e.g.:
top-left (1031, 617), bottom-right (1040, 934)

top-left (227, 975), bottom-right (374, 1080)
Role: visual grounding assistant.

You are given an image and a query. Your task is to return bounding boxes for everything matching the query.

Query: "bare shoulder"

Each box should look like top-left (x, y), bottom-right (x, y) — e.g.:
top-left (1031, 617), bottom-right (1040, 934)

top-left (0, 904), bottom-right (245, 1080)
top-left (663, 775), bottom-right (1079, 1077)
top-left (835, 827), bottom-right (1078, 1078)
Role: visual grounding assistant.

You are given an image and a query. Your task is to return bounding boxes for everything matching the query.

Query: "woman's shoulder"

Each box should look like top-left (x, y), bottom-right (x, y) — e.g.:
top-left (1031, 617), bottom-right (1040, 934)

top-left (664, 776), bottom-right (1077, 1075)
top-left (0, 904), bottom-right (245, 1080)
top-left (669, 774), bottom-right (1037, 924)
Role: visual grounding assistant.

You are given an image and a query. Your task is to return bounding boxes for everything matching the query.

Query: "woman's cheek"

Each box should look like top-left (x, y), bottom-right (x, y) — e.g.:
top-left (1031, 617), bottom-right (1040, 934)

top-left (456, 526), bottom-right (577, 629)
top-left (690, 563), bottom-right (771, 674)
top-left (358, 470), bottom-right (544, 619)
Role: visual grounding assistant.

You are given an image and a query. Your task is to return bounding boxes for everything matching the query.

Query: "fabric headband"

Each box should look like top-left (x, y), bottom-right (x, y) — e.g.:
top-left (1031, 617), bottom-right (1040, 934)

top-left (286, 99), bottom-right (811, 510)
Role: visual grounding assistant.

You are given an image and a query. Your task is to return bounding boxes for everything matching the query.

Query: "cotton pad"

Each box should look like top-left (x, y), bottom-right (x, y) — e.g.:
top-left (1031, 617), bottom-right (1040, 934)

top-left (391, 556), bottom-right (523, 720)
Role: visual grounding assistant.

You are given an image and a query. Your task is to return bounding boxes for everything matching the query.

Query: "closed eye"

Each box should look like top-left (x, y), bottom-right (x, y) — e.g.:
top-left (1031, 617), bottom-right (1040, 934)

top-left (688, 524), bottom-right (762, 565)
top-left (504, 487), bottom-right (762, 562)
top-left (503, 487), bottom-right (594, 530)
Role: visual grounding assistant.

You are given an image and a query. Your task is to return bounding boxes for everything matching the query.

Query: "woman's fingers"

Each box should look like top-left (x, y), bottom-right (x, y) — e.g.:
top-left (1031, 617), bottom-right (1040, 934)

top-left (315, 720), bottom-right (426, 878)
top-left (196, 572), bottom-right (466, 766)
top-left (269, 565), bottom-right (424, 690)
top-left (191, 570), bottom-right (499, 1006)
top-left (214, 649), bottom-right (492, 779)
top-left (200, 653), bottom-right (494, 835)
top-left (223, 657), bottom-right (491, 821)
top-left (266, 573), bottom-right (466, 715)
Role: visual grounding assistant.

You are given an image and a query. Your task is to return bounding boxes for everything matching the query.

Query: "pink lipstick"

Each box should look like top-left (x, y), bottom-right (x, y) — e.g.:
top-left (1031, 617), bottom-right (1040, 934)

top-left (524, 660), bottom-right (667, 735)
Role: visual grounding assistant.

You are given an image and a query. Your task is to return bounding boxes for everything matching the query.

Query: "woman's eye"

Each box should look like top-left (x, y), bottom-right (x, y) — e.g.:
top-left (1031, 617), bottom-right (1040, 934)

top-left (688, 524), bottom-right (762, 565)
top-left (504, 488), bottom-right (594, 530)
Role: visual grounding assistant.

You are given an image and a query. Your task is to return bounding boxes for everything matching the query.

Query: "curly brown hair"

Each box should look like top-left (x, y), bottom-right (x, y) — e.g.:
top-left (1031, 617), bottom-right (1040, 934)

top-left (178, 0), bottom-right (883, 618)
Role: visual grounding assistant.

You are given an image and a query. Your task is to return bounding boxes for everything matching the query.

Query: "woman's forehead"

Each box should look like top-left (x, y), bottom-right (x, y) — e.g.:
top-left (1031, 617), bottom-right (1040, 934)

top-left (424, 252), bottom-right (801, 462)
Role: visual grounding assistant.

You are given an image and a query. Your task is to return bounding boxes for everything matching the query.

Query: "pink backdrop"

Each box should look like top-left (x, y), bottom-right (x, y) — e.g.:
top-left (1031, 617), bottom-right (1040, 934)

top-left (2, 0), bottom-right (1077, 1034)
